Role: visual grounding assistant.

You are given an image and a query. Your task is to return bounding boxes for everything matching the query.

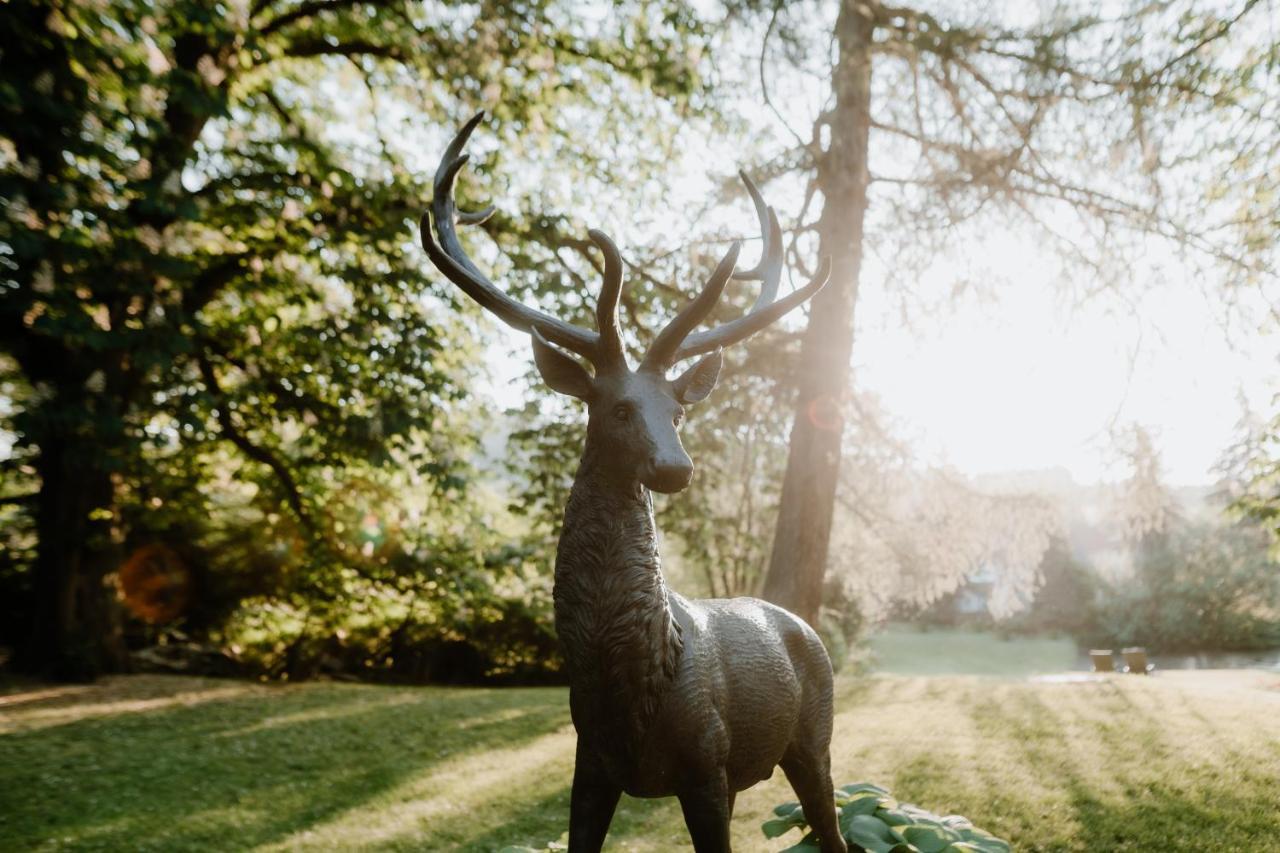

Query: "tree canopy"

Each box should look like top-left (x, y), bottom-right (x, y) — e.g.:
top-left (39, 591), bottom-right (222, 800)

top-left (0, 0), bottom-right (709, 677)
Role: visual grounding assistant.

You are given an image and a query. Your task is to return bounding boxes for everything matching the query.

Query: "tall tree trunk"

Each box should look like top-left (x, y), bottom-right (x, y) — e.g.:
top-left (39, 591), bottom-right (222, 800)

top-left (762, 0), bottom-right (873, 626)
top-left (16, 416), bottom-right (128, 681)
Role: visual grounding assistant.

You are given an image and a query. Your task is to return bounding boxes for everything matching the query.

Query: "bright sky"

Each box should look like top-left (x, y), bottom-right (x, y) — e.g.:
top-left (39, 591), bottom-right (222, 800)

top-left (852, 245), bottom-right (1276, 486)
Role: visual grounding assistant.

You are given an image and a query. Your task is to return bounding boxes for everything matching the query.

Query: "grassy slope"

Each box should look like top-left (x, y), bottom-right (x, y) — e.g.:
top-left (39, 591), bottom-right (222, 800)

top-left (2, 670), bottom-right (1279, 852)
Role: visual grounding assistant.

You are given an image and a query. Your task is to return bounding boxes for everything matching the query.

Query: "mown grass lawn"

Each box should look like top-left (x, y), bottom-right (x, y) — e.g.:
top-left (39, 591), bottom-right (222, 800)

top-left (866, 625), bottom-right (1082, 677)
top-left (3, 668), bottom-right (1279, 851)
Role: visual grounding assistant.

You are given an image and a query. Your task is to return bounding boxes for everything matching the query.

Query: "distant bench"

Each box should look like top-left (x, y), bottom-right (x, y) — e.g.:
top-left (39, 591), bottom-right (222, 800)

top-left (1090, 648), bottom-right (1154, 674)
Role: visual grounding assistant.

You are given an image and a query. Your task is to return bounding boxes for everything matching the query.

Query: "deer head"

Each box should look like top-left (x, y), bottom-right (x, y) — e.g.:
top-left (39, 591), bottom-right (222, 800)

top-left (420, 113), bottom-right (830, 494)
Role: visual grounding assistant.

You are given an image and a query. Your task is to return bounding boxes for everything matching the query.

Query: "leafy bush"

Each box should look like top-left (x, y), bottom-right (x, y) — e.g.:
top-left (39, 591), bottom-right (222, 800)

top-left (213, 555), bottom-right (563, 685)
top-left (764, 782), bottom-right (1009, 853)
top-left (1088, 523), bottom-right (1280, 652)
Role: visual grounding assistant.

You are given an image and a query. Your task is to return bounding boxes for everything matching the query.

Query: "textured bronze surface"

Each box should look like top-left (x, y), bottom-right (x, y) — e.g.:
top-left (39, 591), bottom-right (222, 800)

top-left (421, 114), bottom-right (846, 853)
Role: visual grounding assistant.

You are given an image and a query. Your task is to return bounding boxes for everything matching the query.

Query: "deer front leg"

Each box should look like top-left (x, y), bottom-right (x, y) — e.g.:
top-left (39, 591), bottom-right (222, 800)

top-left (568, 739), bottom-right (621, 853)
top-left (677, 769), bottom-right (733, 853)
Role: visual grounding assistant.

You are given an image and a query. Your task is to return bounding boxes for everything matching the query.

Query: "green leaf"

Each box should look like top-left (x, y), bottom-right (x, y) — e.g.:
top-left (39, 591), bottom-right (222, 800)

top-left (841, 793), bottom-right (882, 816)
top-left (876, 807), bottom-right (915, 827)
top-left (841, 782), bottom-right (891, 797)
top-left (899, 804), bottom-right (945, 825)
top-left (774, 800), bottom-right (803, 817)
top-left (955, 827), bottom-right (1009, 850)
top-left (902, 825), bottom-right (958, 853)
top-left (843, 814), bottom-right (905, 853)
top-left (951, 828), bottom-right (1011, 852)
top-left (763, 813), bottom-right (806, 839)
top-left (779, 835), bottom-right (822, 853)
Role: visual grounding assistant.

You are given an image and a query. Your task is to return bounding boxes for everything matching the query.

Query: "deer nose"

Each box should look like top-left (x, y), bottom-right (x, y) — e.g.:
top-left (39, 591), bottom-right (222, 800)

top-left (645, 457), bottom-right (693, 494)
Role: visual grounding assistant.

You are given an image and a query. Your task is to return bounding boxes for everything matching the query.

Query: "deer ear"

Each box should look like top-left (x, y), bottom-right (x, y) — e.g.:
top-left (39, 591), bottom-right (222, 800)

top-left (672, 349), bottom-right (722, 404)
top-left (532, 327), bottom-right (594, 400)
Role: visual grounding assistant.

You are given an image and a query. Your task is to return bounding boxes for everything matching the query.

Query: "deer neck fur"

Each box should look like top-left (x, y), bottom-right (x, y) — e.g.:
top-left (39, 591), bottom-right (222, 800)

top-left (552, 437), bottom-right (685, 752)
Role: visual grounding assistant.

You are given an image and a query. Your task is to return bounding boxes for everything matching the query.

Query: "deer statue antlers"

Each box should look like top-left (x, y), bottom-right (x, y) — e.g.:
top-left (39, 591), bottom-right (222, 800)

top-left (418, 111), bottom-right (831, 373)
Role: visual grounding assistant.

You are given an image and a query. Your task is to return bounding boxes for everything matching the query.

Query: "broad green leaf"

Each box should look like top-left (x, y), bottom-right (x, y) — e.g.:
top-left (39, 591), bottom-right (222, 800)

top-left (954, 829), bottom-right (1011, 852)
top-left (841, 793), bottom-right (882, 816)
top-left (876, 807), bottom-right (915, 827)
top-left (843, 814), bottom-right (904, 853)
top-left (763, 815), bottom-right (806, 839)
top-left (780, 835), bottom-right (822, 853)
top-left (841, 782), bottom-right (891, 797)
top-left (902, 825), bottom-right (958, 853)
top-left (774, 800), bottom-right (803, 817)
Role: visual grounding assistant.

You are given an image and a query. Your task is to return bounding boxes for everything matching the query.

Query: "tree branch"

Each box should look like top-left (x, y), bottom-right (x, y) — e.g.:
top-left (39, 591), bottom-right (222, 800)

top-left (259, 0), bottom-right (397, 36)
top-left (196, 350), bottom-right (313, 531)
top-left (282, 38), bottom-right (406, 61)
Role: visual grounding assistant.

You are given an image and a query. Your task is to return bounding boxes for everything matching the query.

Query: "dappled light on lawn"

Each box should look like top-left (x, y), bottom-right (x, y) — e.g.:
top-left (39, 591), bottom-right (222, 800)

top-left (0, 677), bottom-right (260, 735)
top-left (3, 672), bottom-right (1279, 851)
top-left (258, 724), bottom-right (578, 850)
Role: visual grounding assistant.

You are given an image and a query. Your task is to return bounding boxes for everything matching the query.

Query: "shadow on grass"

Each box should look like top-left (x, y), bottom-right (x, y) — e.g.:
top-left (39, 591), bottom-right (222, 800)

top-left (440, 785), bottom-right (688, 852)
top-left (445, 783), bottom-right (574, 852)
top-left (0, 679), bottom-right (570, 851)
top-left (968, 684), bottom-right (1280, 851)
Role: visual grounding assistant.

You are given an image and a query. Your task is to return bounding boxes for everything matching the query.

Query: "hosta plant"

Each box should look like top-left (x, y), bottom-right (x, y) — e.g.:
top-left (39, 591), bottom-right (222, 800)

top-left (763, 782), bottom-right (1010, 853)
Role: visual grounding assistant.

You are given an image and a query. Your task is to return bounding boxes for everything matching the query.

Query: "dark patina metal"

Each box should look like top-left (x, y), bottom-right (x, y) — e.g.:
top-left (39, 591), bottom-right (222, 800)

top-left (421, 113), bottom-right (846, 853)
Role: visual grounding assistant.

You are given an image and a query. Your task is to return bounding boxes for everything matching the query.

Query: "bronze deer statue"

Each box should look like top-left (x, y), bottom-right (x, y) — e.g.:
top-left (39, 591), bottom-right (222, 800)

top-left (420, 113), bottom-right (846, 853)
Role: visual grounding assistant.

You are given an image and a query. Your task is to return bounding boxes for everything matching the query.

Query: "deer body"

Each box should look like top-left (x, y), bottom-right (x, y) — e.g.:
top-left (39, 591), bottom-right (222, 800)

top-left (555, 445), bottom-right (838, 804)
top-left (421, 113), bottom-right (846, 852)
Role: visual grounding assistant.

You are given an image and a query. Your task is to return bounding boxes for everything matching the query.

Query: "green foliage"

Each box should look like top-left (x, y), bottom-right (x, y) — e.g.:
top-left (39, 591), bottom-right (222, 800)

top-left (0, 0), bottom-right (713, 675)
top-left (1002, 538), bottom-right (1099, 639)
top-left (1089, 522), bottom-right (1280, 652)
top-left (214, 538), bottom-right (563, 684)
top-left (1225, 409), bottom-right (1280, 553)
top-left (765, 783), bottom-right (1010, 853)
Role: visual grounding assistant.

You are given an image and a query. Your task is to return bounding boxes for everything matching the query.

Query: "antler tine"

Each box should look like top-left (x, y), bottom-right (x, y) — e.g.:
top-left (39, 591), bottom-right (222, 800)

top-left (730, 171), bottom-right (784, 311)
top-left (657, 173), bottom-right (829, 363)
top-left (672, 257), bottom-right (831, 363)
top-left (640, 242), bottom-right (741, 371)
top-left (421, 112), bottom-right (601, 361)
top-left (588, 229), bottom-right (627, 367)
top-left (432, 112), bottom-right (495, 280)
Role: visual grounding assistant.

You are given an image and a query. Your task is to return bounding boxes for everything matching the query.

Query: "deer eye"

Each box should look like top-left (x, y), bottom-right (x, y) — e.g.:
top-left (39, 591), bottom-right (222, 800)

top-left (613, 403), bottom-right (632, 422)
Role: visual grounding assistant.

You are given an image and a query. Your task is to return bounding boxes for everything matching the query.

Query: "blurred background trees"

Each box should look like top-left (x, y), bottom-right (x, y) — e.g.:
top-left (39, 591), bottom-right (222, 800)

top-left (0, 0), bottom-right (709, 679)
top-left (1, 0), bottom-right (1278, 683)
top-left (717, 0), bottom-right (1280, 626)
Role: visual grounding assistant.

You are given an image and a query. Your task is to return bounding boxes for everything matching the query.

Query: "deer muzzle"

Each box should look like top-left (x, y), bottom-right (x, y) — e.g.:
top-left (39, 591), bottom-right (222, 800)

top-left (643, 456), bottom-right (693, 494)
